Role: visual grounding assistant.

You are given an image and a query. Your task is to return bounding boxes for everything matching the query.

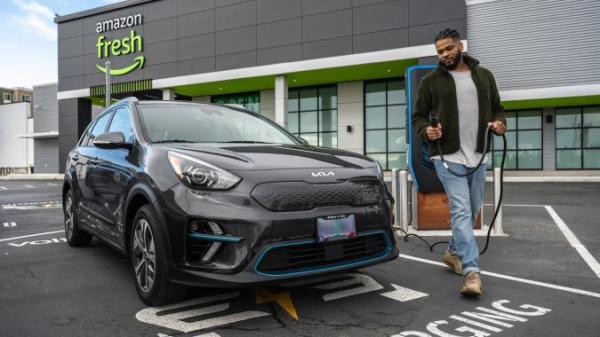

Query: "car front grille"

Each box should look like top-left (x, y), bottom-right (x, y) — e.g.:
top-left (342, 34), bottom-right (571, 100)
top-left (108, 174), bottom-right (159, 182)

top-left (250, 179), bottom-right (383, 212)
top-left (255, 232), bottom-right (390, 275)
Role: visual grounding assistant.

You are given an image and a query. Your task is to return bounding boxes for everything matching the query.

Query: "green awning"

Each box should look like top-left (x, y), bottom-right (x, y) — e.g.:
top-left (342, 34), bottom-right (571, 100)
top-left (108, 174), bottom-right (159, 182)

top-left (503, 95), bottom-right (600, 110)
top-left (172, 59), bottom-right (419, 97)
top-left (90, 79), bottom-right (153, 97)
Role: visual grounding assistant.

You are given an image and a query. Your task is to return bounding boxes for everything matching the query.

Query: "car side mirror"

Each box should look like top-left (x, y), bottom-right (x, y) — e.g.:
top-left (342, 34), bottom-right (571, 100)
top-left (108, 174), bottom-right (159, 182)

top-left (94, 132), bottom-right (131, 149)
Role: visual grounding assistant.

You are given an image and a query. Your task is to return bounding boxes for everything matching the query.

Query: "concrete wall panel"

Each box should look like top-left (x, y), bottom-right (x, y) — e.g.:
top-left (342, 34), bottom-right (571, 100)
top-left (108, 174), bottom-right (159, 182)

top-left (57, 0), bottom-right (465, 90)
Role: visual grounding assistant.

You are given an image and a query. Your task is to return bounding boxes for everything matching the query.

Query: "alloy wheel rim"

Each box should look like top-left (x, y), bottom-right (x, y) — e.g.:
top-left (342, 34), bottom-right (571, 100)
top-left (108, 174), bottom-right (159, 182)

top-left (64, 195), bottom-right (74, 240)
top-left (132, 218), bottom-right (156, 293)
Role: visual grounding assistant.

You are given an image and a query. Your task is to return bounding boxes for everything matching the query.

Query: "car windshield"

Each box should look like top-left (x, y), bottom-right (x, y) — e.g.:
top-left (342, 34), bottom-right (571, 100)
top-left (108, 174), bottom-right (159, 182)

top-left (138, 103), bottom-right (299, 145)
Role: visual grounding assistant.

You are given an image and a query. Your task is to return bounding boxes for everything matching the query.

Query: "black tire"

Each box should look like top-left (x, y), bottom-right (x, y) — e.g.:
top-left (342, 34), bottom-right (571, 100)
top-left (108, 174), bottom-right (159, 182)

top-left (130, 205), bottom-right (186, 306)
top-left (63, 190), bottom-right (93, 247)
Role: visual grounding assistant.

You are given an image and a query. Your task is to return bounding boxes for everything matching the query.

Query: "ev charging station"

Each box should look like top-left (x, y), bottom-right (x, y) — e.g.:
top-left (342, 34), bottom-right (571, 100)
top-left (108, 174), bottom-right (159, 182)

top-left (392, 65), bottom-right (504, 236)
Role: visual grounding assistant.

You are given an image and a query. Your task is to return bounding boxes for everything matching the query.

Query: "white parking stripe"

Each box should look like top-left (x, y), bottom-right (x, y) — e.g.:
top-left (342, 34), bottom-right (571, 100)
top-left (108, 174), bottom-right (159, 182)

top-left (399, 254), bottom-right (600, 299)
top-left (483, 203), bottom-right (545, 208)
top-left (136, 292), bottom-right (269, 333)
top-left (545, 205), bottom-right (600, 279)
top-left (0, 186), bottom-right (58, 191)
top-left (3, 222), bottom-right (17, 227)
top-left (0, 186), bottom-right (6, 190)
top-left (380, 283), bottom-right (428, 302)
top-left (158, 333), bottom-right (221, 337)
top-left (0, 229), bottom-right (63, 243)
top-left (483, 203), bottom-right (600, 279)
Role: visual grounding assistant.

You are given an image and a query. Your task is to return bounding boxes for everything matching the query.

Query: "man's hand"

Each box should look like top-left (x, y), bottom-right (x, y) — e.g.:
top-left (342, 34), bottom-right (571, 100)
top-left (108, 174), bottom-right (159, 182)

top-left (426, 123), bottom-right (442, 141)
top-left (488, 120), bottom-right (507, 135)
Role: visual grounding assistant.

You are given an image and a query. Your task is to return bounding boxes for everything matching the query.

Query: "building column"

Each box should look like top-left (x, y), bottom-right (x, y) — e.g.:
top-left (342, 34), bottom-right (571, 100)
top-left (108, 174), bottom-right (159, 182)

top-left (162, 88), bottom-right (175, 100)
top-left (274, 75), bottom-right (288, 127)
top-left (260, 89), bottom-right (275, 121)
top-left (542, 107), bottom-right (556, 171)
top-left (58, 98), bottom-right (91, 171)
top-left (337, 81), bottom-right (365, 154)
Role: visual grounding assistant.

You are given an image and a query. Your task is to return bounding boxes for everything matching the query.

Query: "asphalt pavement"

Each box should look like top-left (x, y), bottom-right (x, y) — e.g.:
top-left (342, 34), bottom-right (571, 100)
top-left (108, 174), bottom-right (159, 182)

top-left (1, 180), bottom-right (599, 337)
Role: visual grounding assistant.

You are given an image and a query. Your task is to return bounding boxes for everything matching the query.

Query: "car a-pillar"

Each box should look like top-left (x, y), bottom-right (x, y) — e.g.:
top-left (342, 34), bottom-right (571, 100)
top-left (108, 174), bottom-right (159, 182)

top-left (58, 98), bottom-right (92, 171)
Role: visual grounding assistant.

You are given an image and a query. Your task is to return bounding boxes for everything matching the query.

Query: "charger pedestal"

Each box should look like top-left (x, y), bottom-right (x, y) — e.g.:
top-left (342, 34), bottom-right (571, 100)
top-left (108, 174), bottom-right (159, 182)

top-left (416, 192), bottom-right (481, 230)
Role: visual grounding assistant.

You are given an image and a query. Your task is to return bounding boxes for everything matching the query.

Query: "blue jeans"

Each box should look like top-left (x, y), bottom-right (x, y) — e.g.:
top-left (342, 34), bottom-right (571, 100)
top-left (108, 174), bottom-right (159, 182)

top-left (433, 159), bottom-right (486, 275)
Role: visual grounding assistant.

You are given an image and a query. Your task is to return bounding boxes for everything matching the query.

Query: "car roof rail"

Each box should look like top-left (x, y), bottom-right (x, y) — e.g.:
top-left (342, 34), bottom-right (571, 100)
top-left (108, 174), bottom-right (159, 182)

top-left (99, 96), bottom-right (138, 112)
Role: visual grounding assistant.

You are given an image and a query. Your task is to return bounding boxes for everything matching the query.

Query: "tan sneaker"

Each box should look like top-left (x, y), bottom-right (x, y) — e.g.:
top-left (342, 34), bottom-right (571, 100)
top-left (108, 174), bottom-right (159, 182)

top-left (461, 272), bottom-right (483, 296)
top-left (442, 251), bottom-right (462, 275)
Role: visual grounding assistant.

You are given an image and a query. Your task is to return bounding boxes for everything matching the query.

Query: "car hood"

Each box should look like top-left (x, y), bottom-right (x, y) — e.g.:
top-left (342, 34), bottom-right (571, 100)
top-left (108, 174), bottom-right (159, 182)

top-left (162, 143), bottom-right (377, 171)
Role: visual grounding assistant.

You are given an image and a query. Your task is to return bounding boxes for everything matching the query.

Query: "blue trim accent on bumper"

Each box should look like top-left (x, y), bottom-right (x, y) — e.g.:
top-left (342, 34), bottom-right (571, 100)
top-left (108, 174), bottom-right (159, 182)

top-left (406, 64), bottom-right (436, 192)
top-left (188, 232), bottom-right (244, 243)
top-left (253, 230), bottom-right (394, 277)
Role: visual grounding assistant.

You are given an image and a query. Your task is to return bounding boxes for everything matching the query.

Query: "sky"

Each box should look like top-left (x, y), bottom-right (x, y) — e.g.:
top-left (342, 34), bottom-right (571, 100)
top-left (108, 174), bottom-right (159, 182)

top-left (0, 0), bottom-right (124, 89)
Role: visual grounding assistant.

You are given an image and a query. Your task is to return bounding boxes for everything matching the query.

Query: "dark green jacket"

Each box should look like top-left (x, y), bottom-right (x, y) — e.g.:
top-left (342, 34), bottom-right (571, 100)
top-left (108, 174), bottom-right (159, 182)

top-left (412, 54), bottom-right (506, 156)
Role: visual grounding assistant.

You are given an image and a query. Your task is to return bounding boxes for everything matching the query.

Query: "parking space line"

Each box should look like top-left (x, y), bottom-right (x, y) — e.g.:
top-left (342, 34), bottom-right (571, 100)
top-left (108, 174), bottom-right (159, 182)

top-left (158, 333), bottom-right (221, 337)
top-left (545, 205), bottom-right (600, 279)
top-left (399, 254), bottom-right (600, 299)
top-left (0, 186), bottom-right (6, 190)
top-left (483, 203), bottom-right (545, 208)
top-left (0, 229), bottom-right (63, 243)
top-left (0, 186), bottom-right (59, 191)
top-left (485, 203), bottom-right (600, 279)
top-left (0, 200), bottom-right (62, 206)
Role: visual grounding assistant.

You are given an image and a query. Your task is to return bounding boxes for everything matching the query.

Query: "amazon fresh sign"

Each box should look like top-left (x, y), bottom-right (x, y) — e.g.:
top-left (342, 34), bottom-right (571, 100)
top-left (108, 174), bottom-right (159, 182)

top-left (95, 14), bottom-right (145, 76)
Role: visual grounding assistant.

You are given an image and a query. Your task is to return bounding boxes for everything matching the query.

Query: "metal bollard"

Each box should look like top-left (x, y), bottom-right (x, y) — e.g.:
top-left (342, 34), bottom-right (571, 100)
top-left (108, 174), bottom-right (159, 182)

top-left (400, 170), bottom-right (409, 233)
top-left (493, 167), bottom-right (504, 234)
top-left (391, 169), bottom-right (400, 227)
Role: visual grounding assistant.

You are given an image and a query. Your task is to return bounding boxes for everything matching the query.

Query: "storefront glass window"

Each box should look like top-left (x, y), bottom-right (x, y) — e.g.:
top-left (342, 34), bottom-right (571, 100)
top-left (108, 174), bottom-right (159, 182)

top-left (364, 78), bottom-right (406, 170)
top-left (211, 91), bottom-right (260, 113)
top-left (490, 110), bottom-right (542, 170)
top-left (287, 85), bottom-right (338, 148)
top-left (556, 106), bottom-right (600, 169)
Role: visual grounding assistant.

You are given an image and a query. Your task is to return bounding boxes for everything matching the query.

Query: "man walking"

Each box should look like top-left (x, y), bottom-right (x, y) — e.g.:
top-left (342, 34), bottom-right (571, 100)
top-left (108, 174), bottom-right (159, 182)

top-left (412, 29), bottom-right (507, 296)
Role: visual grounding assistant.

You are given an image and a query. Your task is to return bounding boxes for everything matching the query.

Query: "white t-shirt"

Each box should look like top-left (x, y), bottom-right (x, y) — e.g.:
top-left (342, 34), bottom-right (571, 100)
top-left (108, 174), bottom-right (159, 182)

top-left (432, 70), bottom-right (487, 167)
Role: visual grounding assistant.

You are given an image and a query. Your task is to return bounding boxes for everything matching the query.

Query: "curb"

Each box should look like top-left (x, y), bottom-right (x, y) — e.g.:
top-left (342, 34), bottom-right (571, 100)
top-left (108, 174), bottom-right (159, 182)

top-left (0, 174), bottom-right (63, 181)
top-left (383, 174), bottom-right (600, 183)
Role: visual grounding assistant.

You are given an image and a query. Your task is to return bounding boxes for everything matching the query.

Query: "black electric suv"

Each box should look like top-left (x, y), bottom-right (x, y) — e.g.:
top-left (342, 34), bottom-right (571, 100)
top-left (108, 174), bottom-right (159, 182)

top-left (63, 98), bottom-right (398, 305)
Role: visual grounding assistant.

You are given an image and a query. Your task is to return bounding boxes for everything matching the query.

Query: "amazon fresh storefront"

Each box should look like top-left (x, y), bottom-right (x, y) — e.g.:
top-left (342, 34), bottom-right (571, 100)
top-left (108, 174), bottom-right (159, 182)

top-left (54, 0), bottom-right (600, 173)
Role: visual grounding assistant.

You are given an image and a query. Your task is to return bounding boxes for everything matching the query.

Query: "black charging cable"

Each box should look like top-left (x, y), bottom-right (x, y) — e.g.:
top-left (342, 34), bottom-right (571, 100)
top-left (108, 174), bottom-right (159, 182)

top-left (402, 112), bottom-right (506, 255)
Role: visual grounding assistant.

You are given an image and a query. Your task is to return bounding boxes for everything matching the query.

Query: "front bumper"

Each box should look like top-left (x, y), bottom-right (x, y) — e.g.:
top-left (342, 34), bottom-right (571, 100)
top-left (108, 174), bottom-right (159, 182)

top-left (159, 180), bottom-right (397, 287)
top-left (169, 229), bottom-right (398, 287)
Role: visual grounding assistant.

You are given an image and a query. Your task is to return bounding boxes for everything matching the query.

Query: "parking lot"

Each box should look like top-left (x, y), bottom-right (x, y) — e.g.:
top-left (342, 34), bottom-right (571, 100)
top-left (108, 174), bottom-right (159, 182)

top-left (1, 180), bottom-right (599, 337)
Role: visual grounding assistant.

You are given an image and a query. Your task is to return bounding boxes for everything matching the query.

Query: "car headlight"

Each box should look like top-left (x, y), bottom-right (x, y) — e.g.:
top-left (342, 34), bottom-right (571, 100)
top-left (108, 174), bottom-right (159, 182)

top-left (168, 151), bottom-right (241, 190)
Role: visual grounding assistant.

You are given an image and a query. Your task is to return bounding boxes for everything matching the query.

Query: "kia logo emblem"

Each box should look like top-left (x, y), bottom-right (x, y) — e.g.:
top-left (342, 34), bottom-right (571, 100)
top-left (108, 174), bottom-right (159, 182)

top-left (311, 171), bottom-right (334, 177)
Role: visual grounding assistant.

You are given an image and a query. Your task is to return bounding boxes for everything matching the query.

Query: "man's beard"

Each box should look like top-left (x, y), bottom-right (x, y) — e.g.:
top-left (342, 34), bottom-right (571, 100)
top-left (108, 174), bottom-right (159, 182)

top-left (443, 52), bottom-right (462, 70)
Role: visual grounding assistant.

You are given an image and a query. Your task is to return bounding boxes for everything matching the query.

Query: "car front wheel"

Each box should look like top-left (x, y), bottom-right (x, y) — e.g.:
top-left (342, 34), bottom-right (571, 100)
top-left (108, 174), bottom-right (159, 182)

top-left (130, 205), bottom-right (186, 306)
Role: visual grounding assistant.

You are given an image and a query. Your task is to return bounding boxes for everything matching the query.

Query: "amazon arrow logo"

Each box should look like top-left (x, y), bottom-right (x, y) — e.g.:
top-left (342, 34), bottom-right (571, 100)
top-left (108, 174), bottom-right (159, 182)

top-left (96, 56), bottom-right (145, 76)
